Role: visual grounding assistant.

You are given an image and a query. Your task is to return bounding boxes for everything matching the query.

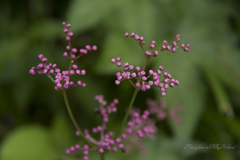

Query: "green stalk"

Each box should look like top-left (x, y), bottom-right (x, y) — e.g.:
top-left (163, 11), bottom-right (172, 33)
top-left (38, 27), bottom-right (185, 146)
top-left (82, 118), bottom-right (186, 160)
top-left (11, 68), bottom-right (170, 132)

top-left (100, 153), bottom-right (105, 160)
top-left (116, 88), bottom-right (139, 138)
top-left (62, 90), bottom-right (95, 147)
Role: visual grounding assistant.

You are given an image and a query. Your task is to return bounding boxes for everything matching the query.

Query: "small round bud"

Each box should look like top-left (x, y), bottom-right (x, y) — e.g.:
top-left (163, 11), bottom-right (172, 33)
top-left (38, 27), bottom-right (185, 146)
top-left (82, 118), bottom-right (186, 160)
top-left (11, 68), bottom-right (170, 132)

top-left (135, 34), bottom-right (139, 40)
top-left (111, 58), bottom-right (116, 63)
top-left (116, 62), bottom-right (121, 67)
top-left (135, 82), bottom-right (141, 88)
top-left (29, 69), bottom-right (35, 75)
top-left (81, 70), bottom-right (86, 75)
top-left (66, 23), bottom-right (71, 28)
top-left (145, 51), bottom-right (151, 56)
top-left (172, 48), bottom-right (177, 53)
top-left (124, 32), bottom-right (129, 37)
top-left (66, 36), bottom-right (70, 41)
top-left (116, 57), bottom-right (121, 61)
top-left (162, 92), bottom-right (166, 96)
top-left (92, 45), bottom-right (97, 50)
top-left (167, 45), bottom-right (171, 50)
top-left (71, 48), bottom-right (77, 53)
top-left (63, 52), bottom-right (68, 57)
top-left (65, 149), bottom-right (70, 154)
top-left (99, 148), bottom-right (104, 154)
top-left (63, 28), bottom-right (68, 33)
top-left (68, 32), bottom-right (73, 37)
top-left (162, 45), bottom-right (166, 50)
top-left (172, 41), bottom-right (177, 47)
top-left (66, 45), bottom-right (70, 50)
top-left (115, 80), bottom-right (120, 85)
top-left (85, 45), bottom-right (91, 50)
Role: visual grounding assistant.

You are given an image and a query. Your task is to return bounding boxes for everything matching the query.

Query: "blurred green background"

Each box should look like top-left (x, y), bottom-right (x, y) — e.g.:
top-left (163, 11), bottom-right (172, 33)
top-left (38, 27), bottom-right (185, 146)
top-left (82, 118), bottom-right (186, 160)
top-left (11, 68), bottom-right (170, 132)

top-left (0, 0), bottom-right (240, 160)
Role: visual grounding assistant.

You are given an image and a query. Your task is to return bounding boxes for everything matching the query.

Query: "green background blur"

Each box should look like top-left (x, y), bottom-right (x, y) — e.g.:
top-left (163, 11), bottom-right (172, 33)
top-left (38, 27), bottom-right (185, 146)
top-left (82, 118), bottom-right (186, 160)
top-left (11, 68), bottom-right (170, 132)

top-left (0, 0), bottom-right (240, 160)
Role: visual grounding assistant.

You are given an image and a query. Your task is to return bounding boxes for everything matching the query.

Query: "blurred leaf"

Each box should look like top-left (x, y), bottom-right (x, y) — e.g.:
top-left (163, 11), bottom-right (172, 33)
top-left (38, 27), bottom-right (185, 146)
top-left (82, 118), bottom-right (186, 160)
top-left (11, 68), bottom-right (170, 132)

top-left (26, 20), bottom-right (62, 41)
top-left (13, 79), bottom-right (34, 110)
top-left (0, 125), bottom-right (57, 160)
top-left (203, 64), bottom-right (234, 117)
top-left (50, 115), bottom-right (73, 150)
top-left (67, 0), bottom-right (113, 33)
top-left (221, 116), bottom-right (240, 140)
top-left (0, 38), bottom-right (28, 72)
top-left (153, 49), bottom-right (205, 140)
top-left (110, 0), bottom-right (157, 39)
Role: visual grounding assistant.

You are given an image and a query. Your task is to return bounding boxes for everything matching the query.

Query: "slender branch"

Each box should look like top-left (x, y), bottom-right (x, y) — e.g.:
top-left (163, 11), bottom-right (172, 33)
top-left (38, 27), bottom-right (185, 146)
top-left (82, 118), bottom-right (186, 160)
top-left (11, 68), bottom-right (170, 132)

top-left (62, 90), bottom-right (96, 147)
top-left (100, 153), bottom-right (105, 160)
top-left (47, 74), bottom-right (55, 83)
top-left (68, 60), bottom-right (74, 71)
top-left (139, 44), bottom-right (146, 56)
top-left (128, 79), bottom-right (135, 88)
top-left (142, 57), bottom-right (149, 71)
top-left (115, 88), bottom-right (139, 138)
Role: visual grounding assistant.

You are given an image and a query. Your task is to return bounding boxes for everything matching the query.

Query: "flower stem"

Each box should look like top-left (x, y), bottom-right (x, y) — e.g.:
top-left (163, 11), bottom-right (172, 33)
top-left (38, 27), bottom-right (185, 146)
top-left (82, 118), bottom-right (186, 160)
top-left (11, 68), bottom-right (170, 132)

top-left (116, 88), bottom-right (139, 138)
top-left (100, 153), bottom-right (105, 160)
top-left (62, 90), bottom-right (95, 147)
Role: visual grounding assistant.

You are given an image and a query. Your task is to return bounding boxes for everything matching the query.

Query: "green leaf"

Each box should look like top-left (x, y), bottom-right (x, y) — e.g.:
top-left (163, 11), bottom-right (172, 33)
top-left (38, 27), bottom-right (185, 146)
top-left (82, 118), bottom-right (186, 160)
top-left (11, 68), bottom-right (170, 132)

top-left (67, 0), bottom-right (113, 33)
top-left (0, 125), bottom-right (57, 160)
top-left (0, 38), bottom-right (28, 72)
top-left (153, 49), bottom-right (205, 140)
top-left (26, 20), bottom-right (62, 41)
top-left (203, 64), bottom-right (234, 117)
top-left (110, 0), bottom-right (157, 39)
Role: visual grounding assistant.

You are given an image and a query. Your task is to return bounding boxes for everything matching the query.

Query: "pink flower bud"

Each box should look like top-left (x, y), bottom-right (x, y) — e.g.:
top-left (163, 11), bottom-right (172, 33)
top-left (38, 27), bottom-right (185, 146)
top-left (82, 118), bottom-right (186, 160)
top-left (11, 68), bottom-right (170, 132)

top-left (85, 45), bottom-right (91, 50)
top-left (172, 48), bottom-right (177, 53)
top-left (71, 48), bottom-right (77, 53)
top-left (135, 82), bottom-right (141, 88)
top-left (63, 28), bottom-right (68, 33)
top-left (66, 23), bottom-right (71, 28)
top-left (92, 45), bottom-right (97, 50)
top-left (63, 52), bottom-right (68, 57)
top-left (68, 32), bottom-right (73, 36)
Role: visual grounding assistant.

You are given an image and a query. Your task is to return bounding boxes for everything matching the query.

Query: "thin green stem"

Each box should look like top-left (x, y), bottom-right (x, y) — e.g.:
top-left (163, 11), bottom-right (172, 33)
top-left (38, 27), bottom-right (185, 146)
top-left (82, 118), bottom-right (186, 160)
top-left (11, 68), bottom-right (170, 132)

top-left (47, 74), bottom-right (55, 83)
top-left (100, 153), bottom-right (105, 160)
top-left (68, 60), bottom-right (74, 71)
top-left (62, 90), bottom-right (95, 147)
top-left (116, 88), bottom-right (139, 138)
top-left (142, 57), bottom-right (149, 71)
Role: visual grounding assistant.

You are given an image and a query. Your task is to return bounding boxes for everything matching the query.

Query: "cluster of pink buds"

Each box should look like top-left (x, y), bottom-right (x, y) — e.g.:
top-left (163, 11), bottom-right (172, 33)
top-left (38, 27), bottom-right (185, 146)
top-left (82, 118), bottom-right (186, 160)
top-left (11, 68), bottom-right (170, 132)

top-left (124, 32), bottom-right (190, 56)
top-left (65, 96), bottom-right (126, 157)
top-left (122, 107), bottom-right (157, 153)
top-left (111, 58), bottom-right (179, 96)
top-left (146, 98), bottom-right (183, 124)
top-left (29, 54), bottom-right (86, 90)
top-left (110, 32), bottom-right (190, 96)
top-left (29, 22), bottom-right (97, 90)
top-left (62, 22), bottom-right (97, 60)
top-left (65, 144), bottom-right (90, 160)
top-left (94, 95), bottom-right (119, 122)
top-left (65, 96), bottom-right (166, 157)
